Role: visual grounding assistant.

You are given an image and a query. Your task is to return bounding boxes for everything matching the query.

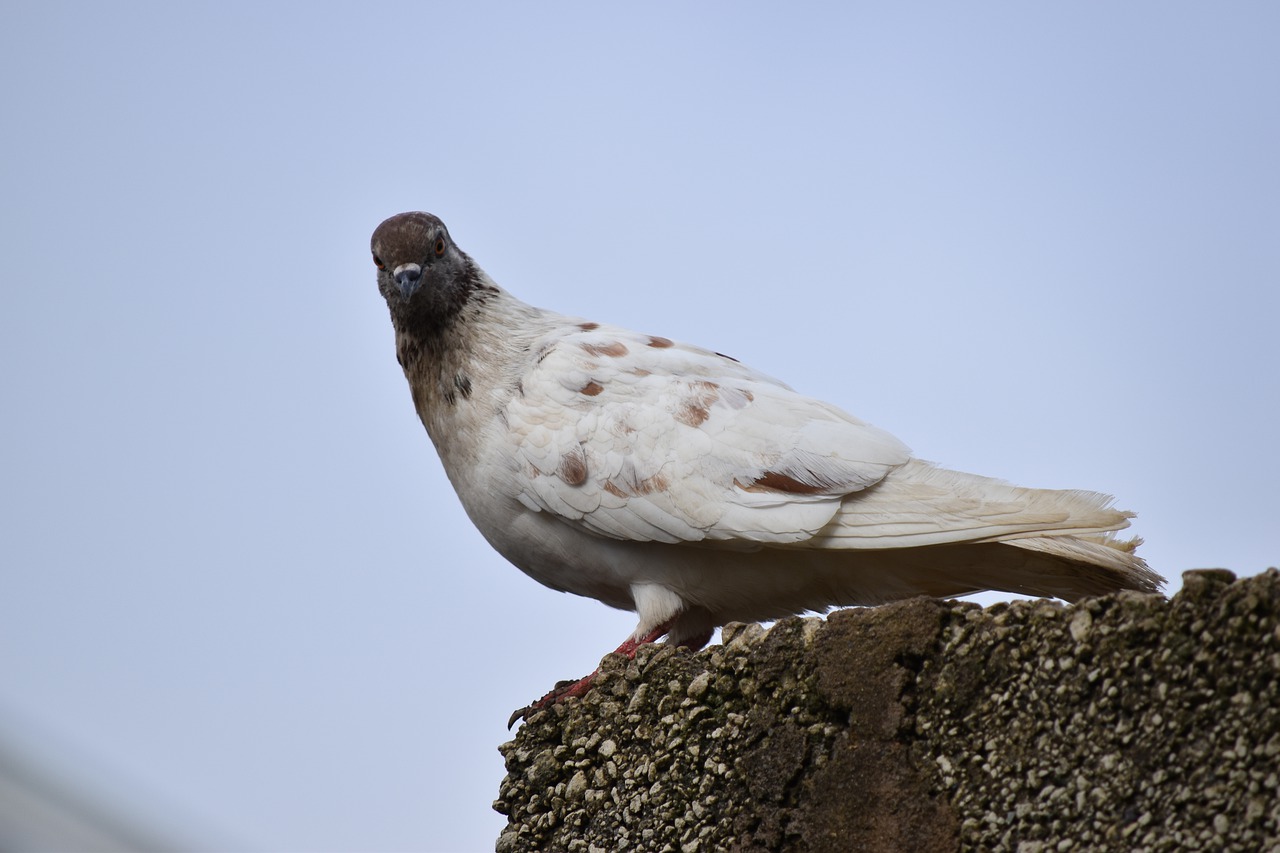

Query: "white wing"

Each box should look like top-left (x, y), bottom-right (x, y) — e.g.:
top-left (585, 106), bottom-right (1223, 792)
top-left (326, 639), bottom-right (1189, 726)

top-left (504, 322), bottom-right (911, 545)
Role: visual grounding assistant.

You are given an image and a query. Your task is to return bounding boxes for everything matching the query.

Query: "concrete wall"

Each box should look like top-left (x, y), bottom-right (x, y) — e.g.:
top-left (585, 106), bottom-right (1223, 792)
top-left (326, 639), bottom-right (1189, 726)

top-left (495, 569), bottom-right (1279, 852)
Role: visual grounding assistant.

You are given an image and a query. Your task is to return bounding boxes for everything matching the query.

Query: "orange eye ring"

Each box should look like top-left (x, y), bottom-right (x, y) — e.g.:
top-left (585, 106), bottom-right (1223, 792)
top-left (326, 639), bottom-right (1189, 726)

top-left (373, 254), bottom-right (386, 270)
top-left (434, 238), bottom-right (446, 257)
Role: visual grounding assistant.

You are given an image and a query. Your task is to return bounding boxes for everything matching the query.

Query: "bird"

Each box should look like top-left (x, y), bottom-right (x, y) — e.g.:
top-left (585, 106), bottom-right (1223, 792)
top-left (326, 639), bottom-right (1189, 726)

top-left (369, 211), bottom-right (1163, 725)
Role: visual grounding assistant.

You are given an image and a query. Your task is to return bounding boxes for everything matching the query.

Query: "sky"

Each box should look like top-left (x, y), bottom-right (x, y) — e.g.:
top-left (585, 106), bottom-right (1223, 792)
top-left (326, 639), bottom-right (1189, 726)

top-left (2, 3), bottom-right (1277, 851)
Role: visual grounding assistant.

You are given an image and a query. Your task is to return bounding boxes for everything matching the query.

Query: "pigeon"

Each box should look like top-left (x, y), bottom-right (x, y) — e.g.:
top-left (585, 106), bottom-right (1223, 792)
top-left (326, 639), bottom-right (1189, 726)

top-left (370, 211), bottom-right (1163, 725)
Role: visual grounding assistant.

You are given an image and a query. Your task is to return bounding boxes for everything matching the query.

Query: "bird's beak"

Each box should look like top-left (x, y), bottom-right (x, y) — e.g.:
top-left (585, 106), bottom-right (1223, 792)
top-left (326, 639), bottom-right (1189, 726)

top-left (393, 263), bottom-right (423, 301)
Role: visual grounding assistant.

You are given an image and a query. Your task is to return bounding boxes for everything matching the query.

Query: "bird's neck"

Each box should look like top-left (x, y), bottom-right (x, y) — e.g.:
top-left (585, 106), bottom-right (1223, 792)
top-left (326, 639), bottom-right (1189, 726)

top-left (391, 272), bottom-right (547, 455)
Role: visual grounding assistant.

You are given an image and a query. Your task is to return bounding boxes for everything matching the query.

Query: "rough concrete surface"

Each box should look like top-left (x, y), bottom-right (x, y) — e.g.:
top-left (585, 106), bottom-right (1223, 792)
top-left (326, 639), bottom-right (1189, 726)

top-left (494, 569), bottom-right (1280, 852)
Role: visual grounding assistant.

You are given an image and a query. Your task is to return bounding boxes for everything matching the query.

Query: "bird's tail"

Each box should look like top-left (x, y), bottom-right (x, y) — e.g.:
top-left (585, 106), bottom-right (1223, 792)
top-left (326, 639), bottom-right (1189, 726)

top-left (990, 531), bottom-right (1158, 601)
top-left (783, 457), bottom-right (1163, 603)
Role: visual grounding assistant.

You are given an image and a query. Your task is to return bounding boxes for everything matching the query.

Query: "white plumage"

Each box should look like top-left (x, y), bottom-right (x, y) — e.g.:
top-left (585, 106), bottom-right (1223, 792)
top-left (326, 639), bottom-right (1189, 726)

top-left (370, 211), bottom-right (1163, 716)
top-left (508, 323), bottom-right (907, 546)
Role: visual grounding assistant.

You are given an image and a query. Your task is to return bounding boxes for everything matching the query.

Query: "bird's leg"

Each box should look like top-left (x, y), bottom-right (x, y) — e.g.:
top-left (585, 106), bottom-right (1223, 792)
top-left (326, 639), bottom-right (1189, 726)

top-left (508, 618), bottom-right (681, 728)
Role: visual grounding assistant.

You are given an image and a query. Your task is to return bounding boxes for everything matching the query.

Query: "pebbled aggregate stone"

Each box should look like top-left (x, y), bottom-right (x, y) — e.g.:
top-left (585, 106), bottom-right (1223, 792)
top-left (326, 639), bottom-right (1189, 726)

top-left (495, 569), bottom-right (1280, 852)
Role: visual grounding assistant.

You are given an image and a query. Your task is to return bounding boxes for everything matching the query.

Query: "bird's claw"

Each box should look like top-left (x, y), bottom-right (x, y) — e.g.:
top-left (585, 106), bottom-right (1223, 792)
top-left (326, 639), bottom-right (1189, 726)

top-left (507, 704), bottom-right (533, 729)
top-left (507, 672), bottom-right (598, 729)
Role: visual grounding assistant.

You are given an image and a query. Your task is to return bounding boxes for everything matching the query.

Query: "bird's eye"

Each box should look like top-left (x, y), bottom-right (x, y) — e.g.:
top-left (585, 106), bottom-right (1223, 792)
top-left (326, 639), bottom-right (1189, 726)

top-left (434, 238), bottom-right (446, 257)
top-left (373, 254), bottom-right (385, 270)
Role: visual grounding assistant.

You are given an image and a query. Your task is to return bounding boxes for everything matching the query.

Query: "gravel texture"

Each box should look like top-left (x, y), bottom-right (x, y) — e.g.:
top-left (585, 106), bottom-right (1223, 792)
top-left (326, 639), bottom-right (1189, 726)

top-left (495, 569), bottom-right (1280, 852)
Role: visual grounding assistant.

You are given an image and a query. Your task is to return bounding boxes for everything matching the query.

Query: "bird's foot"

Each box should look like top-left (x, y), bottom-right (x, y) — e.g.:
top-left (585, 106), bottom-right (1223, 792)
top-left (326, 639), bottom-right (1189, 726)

top-left (507, 619), bottom-right (680, 728)
top-left (507, 672), bottom-right (598, 728)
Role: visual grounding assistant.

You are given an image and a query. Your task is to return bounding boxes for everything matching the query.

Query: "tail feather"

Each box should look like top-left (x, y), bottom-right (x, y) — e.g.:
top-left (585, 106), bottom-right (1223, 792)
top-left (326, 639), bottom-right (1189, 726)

top-left (999, 533), bottom-right (1160, 600)
top-left (679, 533), bottom-right (1162, 631)
top-left (780, 458), bottom-right (1162, 608)
top-left (672, 459), bottom-right (1163, 630)
top-left (804, 535), bottom-right (1162, 608)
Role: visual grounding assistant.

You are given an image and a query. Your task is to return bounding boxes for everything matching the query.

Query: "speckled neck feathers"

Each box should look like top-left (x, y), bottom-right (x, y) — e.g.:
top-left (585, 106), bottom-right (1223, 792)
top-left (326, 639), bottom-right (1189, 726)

top-left (371, 212), bottom-right (558, 465)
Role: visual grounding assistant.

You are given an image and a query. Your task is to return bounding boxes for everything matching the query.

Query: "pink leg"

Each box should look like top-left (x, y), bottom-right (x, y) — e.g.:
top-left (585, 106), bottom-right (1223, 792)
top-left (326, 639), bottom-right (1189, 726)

top-left (508, 618), bottom-right (678, 728)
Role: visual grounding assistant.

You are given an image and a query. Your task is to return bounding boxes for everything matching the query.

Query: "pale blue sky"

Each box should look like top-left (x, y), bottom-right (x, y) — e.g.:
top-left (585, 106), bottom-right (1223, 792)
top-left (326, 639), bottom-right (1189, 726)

top-left (2, 3), bottom-right (1277, 851)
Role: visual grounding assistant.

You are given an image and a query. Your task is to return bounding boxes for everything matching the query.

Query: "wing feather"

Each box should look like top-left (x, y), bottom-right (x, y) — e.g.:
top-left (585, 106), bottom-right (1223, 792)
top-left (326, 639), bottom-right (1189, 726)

top-left (801, 458), bottom-right (1135, 549)
top-left (503, 323), bottom-right (910, 545)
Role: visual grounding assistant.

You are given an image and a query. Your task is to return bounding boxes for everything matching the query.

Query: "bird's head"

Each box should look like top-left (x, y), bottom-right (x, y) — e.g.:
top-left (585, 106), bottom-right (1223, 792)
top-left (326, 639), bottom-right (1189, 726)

top-left (371, 211), bottom-right (477, 330)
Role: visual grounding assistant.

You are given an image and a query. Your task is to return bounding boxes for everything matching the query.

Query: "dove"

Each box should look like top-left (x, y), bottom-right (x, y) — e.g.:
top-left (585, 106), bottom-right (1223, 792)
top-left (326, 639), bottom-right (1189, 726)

top-left (370, 211), bottom-right (1163, 724)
